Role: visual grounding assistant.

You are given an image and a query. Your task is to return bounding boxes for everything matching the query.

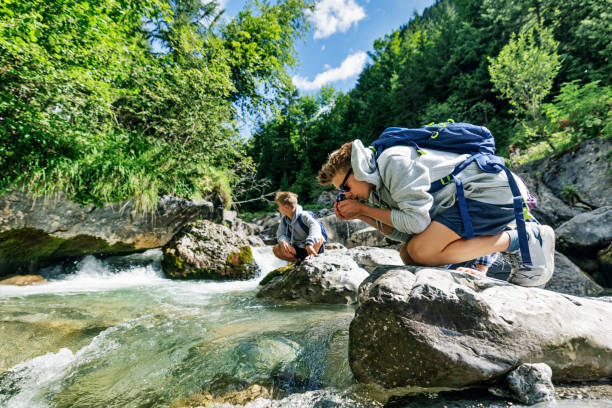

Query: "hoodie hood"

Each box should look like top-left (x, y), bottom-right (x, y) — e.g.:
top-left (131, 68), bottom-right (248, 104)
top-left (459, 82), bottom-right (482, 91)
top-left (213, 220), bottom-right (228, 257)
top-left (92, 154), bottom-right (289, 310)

top-left (351, 140), bottom-right (381, 189)
top-left (289, 204), bottom-right (303, 225)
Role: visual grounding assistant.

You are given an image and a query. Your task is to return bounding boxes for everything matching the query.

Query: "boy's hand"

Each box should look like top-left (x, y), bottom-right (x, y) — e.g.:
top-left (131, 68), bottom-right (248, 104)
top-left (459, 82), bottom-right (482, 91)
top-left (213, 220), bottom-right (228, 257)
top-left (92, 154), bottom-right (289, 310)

top-left (279, 240), bottom-right (296, 257)
top-left (305, 245), bottom-right (317, 257)
top-left (334, 199), bottom-right (364, 220)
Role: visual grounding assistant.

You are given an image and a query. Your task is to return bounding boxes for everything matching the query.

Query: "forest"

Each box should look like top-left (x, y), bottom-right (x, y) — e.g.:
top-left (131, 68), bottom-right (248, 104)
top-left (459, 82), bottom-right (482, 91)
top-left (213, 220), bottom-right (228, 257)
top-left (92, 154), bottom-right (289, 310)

top-left (1, 0), bottom-right (610, 213)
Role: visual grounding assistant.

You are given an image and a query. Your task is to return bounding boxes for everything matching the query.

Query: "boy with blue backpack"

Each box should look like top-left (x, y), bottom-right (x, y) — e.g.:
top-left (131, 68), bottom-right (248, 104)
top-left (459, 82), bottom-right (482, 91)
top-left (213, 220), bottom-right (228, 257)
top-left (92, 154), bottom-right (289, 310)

top-left (273, 191), bottom-right (327, 262)
top-left (317, 121), bottom-right (555, 287)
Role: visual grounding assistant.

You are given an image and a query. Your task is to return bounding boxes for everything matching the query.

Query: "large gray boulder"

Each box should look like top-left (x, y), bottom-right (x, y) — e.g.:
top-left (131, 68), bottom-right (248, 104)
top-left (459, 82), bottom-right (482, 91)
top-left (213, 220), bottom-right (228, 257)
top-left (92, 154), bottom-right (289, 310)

top-left (319, 215), bottom-right (369, 246)
top-left (162, 220), bottom-right (258, 280)
top-left (257, 252), bottom-right (368, 304)
top-left (515, 138), bottom-right (611, 219)
top-left (0, 191), bottom-right (218, 276)
top-left (346, 227), bottom-right (395, 249)
top-left (350, 266), bottom-right (612, 390)
top-left (544, 252), bottom-right (604, 296)
top-left (345, 246), bottom-right (403, 273)
top-left (555, 207), bottom-right (612, 286)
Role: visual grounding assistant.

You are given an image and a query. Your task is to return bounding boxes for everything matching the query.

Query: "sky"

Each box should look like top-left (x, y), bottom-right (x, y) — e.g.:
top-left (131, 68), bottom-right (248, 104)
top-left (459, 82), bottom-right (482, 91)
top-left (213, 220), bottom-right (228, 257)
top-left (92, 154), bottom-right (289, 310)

top-left (222, 0), bottom-right (436, 94)
top-left (219, 0), bottom-right (436, 135)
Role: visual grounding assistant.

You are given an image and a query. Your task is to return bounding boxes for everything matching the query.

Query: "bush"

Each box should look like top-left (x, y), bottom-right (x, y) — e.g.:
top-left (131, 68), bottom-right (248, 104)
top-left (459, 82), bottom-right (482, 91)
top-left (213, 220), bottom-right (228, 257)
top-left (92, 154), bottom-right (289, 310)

top-left (544, 80), bottom-right (612, 146)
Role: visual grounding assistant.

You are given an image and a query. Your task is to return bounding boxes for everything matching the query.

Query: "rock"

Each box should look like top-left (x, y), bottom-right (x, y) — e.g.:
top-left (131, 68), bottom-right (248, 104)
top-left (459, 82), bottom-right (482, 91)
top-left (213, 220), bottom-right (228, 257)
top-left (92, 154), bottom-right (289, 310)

top-left (325, 242), bottom-right (346, 250)
top-left (257, 252), bottom-right (369, 304)
top-left (171, 384), bottom-right (272, 408)
top-left (247, 235), bottom-right (265, 247)
top-left (557, 207), bottom-right (612, 250)
top-left (507, 363), bottom-right (555, 405)
top-left (162, 220), bottom-right (258, 280)
top-left (0, 191), bottom-right (218, 276)
top-left (516, 138), bottom-right (612, 211)
top-left (517, 170), bottom-right (583, 228)
top-left (0, 274), bottom-right (46, 286)
top-left (545, 252), bottom-right (603, 297)
top-left (317, 191), bottom-right (337, 206)
top-left (350, 266), bottom-right (612, 390)
top-left (319, 215), bottom-right (369, 246)
top-left (346, 227), bottom-right (394, 248)
top-left (346, 246), bottom-right (403, 273)
top-left (556, 207), bottom-right (612, 285)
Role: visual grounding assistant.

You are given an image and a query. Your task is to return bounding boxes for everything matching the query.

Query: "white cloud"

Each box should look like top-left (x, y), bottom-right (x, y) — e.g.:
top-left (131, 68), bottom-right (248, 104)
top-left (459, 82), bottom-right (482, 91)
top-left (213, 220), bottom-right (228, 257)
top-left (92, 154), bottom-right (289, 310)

top-left (309, 0), bottom-right (366, 39)
top-left (321, 45), bottom-right (326, 51)
top-left (292, 51), bottom-right (368, 91)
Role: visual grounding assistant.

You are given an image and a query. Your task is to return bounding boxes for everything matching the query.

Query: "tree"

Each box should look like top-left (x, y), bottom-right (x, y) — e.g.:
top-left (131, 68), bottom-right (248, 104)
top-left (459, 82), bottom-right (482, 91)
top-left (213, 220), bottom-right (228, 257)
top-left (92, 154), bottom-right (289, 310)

top-left (488, 26), bottom-right (561, 146)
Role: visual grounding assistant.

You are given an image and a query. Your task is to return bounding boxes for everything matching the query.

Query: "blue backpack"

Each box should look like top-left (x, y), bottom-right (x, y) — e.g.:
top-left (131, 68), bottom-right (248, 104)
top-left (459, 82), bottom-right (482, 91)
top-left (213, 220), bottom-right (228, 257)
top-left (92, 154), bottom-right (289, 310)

top-left (369, 120), bottom-right (534, 266)
top-left (283, 210), bottom-right (328, 243)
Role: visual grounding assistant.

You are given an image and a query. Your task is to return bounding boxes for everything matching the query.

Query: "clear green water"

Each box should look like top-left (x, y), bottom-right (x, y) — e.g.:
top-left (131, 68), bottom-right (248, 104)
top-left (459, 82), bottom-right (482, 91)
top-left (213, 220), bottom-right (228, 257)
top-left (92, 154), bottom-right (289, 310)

top-left (1, 249), bottom-right (611, 408)
top-left (0, 249), bottom-right (359, 407)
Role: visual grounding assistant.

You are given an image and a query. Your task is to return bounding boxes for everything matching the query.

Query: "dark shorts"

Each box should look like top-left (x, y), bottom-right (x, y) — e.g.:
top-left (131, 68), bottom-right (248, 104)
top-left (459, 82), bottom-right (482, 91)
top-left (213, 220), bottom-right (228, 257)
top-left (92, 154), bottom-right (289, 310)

top-left (434, 198), bottom-right (515, 239)
top-left (294, 244), bottom-right (325, 261)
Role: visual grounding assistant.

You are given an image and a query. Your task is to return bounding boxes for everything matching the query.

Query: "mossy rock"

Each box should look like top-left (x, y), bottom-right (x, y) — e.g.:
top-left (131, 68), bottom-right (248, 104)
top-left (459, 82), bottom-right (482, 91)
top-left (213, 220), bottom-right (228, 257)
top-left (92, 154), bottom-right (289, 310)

top-left (0, 228), bottom-right (135, 276)
top-left (259, 264), bottom-right (293, 286)
top-left (162, 245), bottom-right (258, 281)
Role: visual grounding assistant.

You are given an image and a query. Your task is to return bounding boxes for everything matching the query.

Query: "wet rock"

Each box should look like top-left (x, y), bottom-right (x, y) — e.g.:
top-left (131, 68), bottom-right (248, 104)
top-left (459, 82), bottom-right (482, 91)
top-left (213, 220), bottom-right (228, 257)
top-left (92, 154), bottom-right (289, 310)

top-left (0, 191), bottom-right (218, 276)
top-left (319, 215), bottom-right (369, 246)
top-left (0, 274), bottom-right (46, 286)
top-left (247, 235), bottom-right (266, 247)
top-left (544, 252), bottom-right (603, 296)
top-left (162, 220), bottom-right (258, 280)
top-left (350, 266), bottom-right (612, 390)
top-left (257, 252), bottom-right (369, 304)
top-left (171, 384), bottom-right (272, 408)
top-left (507, 363), bottom-right (555, 405)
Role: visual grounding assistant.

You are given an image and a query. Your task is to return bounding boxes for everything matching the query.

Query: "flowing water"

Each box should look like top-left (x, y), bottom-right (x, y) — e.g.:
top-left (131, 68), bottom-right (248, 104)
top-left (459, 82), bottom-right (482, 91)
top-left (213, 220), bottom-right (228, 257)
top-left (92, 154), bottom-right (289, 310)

top-left (1, 248), bottom-right (610, 408)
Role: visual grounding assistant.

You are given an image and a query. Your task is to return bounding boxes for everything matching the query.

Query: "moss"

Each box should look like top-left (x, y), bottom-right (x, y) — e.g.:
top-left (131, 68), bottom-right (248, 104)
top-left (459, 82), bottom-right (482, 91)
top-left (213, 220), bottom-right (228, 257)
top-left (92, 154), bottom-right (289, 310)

top-left (259, 264), bottom-right (293, 286)
top-left (0, 228), bottom-right (137, 277)
top-left (0, 228), bottom-right (135, 262)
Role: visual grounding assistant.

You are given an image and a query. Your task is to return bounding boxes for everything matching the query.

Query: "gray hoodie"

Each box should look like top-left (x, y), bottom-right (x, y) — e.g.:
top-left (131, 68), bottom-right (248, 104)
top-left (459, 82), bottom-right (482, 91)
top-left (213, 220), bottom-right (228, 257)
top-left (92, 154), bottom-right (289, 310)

top-left (351, 140), bottom-right (529, 242)
top-left (276, 204), bottom-right (324, 248)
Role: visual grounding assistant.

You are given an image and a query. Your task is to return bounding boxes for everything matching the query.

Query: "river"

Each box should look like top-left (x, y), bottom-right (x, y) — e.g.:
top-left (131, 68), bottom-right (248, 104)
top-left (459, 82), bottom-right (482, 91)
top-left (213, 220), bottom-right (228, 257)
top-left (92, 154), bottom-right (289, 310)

top-left (1, 248), bottom-right (611, 408)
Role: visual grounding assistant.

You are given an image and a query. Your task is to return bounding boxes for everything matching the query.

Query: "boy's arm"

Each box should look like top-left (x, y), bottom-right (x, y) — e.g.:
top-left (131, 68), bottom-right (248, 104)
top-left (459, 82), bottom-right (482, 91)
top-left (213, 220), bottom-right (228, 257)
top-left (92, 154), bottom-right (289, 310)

top-left (276, 218), bottom-right (291, 243)
top-left (302, 213), bottom-right (323, 246)
top-left (356, 213), bottom-right (394, 235)
top-left (378, 151), bottom-right (433, 235)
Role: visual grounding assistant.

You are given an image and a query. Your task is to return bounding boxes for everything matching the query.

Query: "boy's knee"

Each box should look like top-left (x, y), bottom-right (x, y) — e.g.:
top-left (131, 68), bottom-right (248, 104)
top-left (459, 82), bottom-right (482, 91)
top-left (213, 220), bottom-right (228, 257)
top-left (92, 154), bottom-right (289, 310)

top-left (399, 243), bottom-right (414, 265)
top-left (406, 238), bottom-right (436, 266)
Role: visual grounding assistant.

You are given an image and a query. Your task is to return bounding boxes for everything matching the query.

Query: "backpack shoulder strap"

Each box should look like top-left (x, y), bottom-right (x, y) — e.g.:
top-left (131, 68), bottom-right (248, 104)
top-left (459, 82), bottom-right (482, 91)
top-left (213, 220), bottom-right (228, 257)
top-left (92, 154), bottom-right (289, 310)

top-left (300, 211), bottom-right (328, 242)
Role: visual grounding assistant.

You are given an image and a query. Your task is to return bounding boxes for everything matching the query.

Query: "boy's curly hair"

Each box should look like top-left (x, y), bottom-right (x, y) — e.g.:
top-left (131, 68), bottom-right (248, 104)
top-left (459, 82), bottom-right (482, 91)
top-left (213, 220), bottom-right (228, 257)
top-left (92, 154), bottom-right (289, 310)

top-left (275, 191), bottom-right (298, 208)
top-left (318, 141), bottom-right (352, 185)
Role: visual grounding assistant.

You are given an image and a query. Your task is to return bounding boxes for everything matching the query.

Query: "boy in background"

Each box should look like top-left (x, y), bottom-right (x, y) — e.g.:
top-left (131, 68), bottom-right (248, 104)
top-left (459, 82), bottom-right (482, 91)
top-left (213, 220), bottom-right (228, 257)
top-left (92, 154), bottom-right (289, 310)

top-left (273, 191), bottom-right (326, 262)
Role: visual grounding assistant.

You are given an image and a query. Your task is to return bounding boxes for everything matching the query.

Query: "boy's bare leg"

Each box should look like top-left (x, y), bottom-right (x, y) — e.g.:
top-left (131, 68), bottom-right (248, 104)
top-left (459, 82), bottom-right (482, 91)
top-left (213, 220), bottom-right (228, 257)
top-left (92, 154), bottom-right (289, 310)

top-left (404, 221), bottom-right (509, 266)
top-left (273, 243), bottom-right (298, 262)
top-left (399, 244), bottom-right (416, 265)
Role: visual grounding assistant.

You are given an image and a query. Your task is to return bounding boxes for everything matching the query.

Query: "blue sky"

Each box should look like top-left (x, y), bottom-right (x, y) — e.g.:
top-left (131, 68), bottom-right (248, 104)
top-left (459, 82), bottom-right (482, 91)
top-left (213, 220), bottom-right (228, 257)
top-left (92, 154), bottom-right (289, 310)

top-left (219, 0), bottom-right (436, 136)
top-left (222, 0), bottom-right (436, 94)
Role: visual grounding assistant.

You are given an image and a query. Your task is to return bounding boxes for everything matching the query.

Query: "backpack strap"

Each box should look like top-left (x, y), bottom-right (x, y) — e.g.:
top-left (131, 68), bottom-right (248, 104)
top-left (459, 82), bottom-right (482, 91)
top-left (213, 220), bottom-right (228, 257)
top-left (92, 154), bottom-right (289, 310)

top-left (298, 211), bottom-right (328, 243)
top-left (428, 153), bottom-right (533, 266)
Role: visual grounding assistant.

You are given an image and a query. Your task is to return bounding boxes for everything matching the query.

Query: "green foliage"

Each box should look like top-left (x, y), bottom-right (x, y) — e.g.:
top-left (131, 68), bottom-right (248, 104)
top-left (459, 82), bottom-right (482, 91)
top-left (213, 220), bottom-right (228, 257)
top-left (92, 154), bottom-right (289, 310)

top-left (244, 0), bottom-right (608, 205)
top-left (488, 26), bottom-right (561, 146)
top-left (543, 81), bottom-right (612, 146)
top-left (0, 0), bottom-right (309, 211)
